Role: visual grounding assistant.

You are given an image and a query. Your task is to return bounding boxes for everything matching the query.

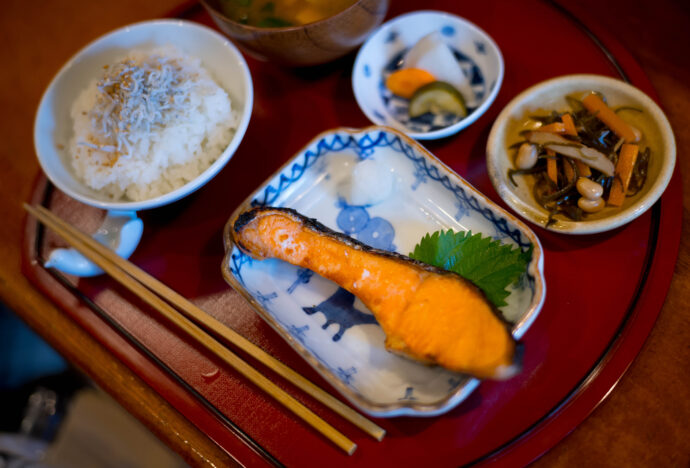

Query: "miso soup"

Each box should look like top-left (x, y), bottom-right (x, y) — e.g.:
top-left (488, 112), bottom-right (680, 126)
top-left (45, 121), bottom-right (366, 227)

top-left (218, 0), bottom-right (358, 27)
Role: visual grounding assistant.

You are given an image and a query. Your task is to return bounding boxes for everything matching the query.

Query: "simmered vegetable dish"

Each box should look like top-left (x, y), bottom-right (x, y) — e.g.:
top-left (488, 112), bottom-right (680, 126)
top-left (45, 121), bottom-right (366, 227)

top-left (508, 92), bottom-right (650, 226)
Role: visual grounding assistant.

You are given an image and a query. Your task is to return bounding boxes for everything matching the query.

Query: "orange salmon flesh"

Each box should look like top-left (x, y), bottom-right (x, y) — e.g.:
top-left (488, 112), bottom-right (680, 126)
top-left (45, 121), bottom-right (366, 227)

top-left (232, 207), bottom-right (518, 379)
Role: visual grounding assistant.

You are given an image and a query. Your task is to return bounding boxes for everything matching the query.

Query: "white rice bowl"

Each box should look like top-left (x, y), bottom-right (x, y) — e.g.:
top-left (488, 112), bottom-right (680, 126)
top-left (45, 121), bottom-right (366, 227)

top-left (34, 20), bottom-right (253, 211)
top-left (70, 47), bottom-right (235, 201)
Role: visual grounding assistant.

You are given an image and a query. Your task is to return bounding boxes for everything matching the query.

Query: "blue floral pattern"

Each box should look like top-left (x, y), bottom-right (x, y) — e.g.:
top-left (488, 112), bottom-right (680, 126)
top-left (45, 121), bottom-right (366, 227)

top-left (242, 130), bottom-right (531, 249)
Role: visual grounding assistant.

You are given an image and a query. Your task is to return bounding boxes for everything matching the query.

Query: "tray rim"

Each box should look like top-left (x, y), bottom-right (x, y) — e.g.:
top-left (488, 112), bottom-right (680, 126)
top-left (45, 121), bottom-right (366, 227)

top-left (19, 1), bottom-right (683, 465)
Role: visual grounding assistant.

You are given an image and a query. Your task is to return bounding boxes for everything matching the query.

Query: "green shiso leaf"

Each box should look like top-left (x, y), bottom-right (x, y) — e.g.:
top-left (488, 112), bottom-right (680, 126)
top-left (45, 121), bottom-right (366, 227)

top-left (410, 230), bottom-right (532, 308)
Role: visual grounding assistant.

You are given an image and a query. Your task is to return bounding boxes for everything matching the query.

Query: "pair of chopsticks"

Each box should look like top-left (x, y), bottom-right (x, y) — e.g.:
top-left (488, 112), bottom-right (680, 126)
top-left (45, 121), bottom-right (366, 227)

top-left (25, 204), bottom-right (385, 455)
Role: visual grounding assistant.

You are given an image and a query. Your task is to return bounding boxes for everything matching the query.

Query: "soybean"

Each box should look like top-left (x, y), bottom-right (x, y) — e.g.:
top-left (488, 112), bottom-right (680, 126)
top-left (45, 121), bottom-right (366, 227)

top-left (578, 196), bottom-right (605, 213)
top-left (576, 177), bottom-right (604, 200)
top-left (515, 143), bottom-right (538, 170)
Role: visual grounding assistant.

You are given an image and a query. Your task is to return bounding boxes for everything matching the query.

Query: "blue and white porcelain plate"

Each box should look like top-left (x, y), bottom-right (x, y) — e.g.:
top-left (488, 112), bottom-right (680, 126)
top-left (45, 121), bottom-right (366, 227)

top-left (352, 11), bottom-right (504, 140)
top-left (222, 127), bottom-right (545, 417)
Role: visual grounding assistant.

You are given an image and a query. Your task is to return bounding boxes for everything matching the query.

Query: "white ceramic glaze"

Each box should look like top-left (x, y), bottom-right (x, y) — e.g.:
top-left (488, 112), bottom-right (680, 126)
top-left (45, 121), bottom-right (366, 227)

top-left (33, 20), bottom-right (253, 275)
top-left (486, 74), bottom-right (676, 234)
top-left (222, 126), bottom-right (545, 417)
top-left (45, 211), bottom-right (143, 277)
top-left (352, 10), bottom-right (503, 140)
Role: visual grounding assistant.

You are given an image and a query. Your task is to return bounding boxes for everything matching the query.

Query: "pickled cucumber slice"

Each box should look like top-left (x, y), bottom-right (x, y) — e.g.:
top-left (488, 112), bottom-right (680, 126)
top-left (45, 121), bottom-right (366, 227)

top-left (408, 81), bottom-right (467, 118)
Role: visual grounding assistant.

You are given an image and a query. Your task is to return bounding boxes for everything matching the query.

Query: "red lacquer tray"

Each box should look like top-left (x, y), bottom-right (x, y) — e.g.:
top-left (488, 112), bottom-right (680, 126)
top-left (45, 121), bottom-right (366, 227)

top-left (22, 0), bottom-right (682, 466)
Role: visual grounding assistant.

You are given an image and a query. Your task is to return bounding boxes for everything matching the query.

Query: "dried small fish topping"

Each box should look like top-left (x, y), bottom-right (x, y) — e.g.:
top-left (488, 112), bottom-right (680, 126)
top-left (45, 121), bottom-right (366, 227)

top-left (84, 52), bottom-right (199, 158)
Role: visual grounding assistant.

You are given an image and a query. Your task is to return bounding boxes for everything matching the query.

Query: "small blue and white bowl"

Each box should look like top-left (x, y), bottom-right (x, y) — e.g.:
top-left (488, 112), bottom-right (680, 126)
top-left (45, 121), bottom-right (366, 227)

top-left (352, 10), bottom-right (504, 140)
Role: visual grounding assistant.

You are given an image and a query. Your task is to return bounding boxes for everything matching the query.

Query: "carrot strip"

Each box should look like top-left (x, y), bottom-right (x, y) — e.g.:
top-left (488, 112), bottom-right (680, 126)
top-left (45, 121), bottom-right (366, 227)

top-left (607, 144), bottom-right (639, 207)
top-left (546, 149), bottom-right (558, 185)
top-left (582, 94), bottom-right (637, 143)
top-left (385, 68), bottom-right (436, 99)
top-left (560, 113), bottom-right (592, 176)
top-left (561, 113), bottom-right (577, 136)
top-left (563, 158), bottom-right (575, 182)
top-left (536, 122), bottom-right (567, 133)
top-left (574, 161), bottom-right (591, 177)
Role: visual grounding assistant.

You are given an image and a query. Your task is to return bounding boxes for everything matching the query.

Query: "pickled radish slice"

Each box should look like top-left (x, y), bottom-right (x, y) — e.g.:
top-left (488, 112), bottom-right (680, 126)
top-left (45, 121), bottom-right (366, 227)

top-left (403, 32), bottom-right (475, 107)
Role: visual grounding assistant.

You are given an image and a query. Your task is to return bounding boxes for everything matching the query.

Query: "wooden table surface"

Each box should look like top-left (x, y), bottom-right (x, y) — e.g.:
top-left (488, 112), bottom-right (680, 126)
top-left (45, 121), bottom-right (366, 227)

top-left (2, 1), bottom-right (688, 466)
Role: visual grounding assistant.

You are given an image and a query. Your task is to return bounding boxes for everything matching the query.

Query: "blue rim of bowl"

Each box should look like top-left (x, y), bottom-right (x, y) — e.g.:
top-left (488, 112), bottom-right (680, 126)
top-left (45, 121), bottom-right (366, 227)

top-left (33, 19), bottom-right (254, 211)
top-left (352, 10), bottom-right (504, 140)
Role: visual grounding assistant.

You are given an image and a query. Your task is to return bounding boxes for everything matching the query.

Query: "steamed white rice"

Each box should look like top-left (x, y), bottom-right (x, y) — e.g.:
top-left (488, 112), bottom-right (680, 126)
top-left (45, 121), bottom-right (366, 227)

top-left (70, 46), bottom-right (236, 201)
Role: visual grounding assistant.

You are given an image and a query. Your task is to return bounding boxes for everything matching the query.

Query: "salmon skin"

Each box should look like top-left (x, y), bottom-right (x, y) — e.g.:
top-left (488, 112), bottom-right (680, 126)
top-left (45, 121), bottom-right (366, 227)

top-left (231, 206), bottom-right (520, 379)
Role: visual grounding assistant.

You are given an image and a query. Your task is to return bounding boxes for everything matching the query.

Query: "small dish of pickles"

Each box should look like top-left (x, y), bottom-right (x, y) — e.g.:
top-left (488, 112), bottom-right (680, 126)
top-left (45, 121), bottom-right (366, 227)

top-left (352, 10), bottom-right (504, 140)
top-left (486, 74), bottom-right (676, 234)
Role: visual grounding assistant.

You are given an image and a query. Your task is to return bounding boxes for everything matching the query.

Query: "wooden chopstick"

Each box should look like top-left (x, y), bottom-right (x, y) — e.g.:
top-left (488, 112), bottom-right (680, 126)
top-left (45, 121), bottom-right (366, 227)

top-left (25, 204), bottom-right (370, 454)
top-left (28, 204), bottom-right (384, 441)
top-left (30, 203), bottom-right (384, 441)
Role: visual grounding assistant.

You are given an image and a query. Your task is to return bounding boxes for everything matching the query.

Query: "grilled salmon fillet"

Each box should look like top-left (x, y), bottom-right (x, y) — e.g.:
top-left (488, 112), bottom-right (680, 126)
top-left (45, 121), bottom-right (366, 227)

top-left (231, 206), bottom-right (519, 379)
